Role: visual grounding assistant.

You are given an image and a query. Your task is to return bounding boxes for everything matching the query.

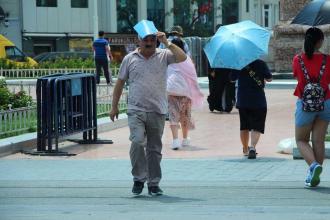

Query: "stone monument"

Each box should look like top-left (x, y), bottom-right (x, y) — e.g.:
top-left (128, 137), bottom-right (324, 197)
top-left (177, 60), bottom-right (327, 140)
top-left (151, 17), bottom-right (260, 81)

top-left (273, 0), bottom-right (330, 72)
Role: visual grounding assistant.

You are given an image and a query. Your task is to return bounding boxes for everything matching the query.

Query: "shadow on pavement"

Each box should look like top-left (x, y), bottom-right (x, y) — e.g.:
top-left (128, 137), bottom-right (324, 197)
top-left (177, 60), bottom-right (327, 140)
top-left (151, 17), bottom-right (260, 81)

top-left (209, 111), bottom-right (239, 115)
top-left (306, 186), bottom-right (330, 195)
top-left (178, 146), bottom-right (207, 151)
top-left (59, 142), bottom-right (110, 155)
top-left (222, 157), bottom-right (288, 163)
top-left (129, 194), bottom-right (204, 203)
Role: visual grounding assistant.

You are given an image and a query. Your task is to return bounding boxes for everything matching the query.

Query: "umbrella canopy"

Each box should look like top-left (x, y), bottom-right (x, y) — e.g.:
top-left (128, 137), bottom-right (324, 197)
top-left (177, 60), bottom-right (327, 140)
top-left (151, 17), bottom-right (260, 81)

top-left (203, 20), bottom-right (270, 70)
top-left (291, 0), bottom-right (330, 26)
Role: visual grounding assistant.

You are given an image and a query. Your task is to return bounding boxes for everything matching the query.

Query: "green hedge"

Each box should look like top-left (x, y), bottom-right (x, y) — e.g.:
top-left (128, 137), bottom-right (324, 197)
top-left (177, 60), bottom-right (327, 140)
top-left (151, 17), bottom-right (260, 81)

top-left (0, 77), bottom-right (33, 110)
top-left (0, 58), bottom-right (33, 69)
top-left (0, 58), bottom-right (120, 69)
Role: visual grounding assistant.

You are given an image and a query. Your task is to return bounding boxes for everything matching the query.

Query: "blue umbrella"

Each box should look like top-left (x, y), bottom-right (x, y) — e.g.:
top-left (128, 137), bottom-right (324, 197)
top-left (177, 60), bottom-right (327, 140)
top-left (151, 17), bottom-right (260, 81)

top-left (203, 20), bottom-right (270, 70)
top-left (291, 0), bottom-right (330, 26)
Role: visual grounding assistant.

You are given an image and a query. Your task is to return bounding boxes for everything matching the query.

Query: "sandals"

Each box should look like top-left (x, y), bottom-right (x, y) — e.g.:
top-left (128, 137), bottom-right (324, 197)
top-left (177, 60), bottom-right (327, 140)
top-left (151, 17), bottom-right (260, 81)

top-left (243, 147), bottom-right (249, 156)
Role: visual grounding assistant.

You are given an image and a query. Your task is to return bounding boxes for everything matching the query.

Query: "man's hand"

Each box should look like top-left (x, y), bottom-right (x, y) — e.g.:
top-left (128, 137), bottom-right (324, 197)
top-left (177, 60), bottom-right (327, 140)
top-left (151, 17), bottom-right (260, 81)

top-left (157, 31), bottom-right (187, 63)
top-left (109, 106), bottom-right (119, 122)
top-left (156, 32), bottom-right (168, 46)
top-left (109, 79), bottom-right (125, 122)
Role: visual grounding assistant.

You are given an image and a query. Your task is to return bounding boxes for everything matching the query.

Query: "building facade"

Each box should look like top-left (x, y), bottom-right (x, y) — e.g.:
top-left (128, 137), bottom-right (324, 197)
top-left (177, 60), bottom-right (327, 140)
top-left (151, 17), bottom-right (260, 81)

top-left (0, 0), bottom-right (22, 49)
top-left (0, 0), bottom-right (280, 58)
top-left (273, 0), bottom-right (330, 72)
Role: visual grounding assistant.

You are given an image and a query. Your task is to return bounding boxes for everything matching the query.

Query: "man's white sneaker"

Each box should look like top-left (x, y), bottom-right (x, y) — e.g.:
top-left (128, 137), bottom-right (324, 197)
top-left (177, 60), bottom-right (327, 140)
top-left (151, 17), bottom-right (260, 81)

top-left (171, 139), bottom-right (181, 150)
top-left (182, 138), bottom-right (190, 147)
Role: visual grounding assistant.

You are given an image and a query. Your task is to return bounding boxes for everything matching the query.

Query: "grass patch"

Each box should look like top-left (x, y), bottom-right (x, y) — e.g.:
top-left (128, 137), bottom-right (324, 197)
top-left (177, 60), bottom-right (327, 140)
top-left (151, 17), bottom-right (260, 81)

top-left (0, 103), bottom-right (127, 139)
top-left (325, 135), bottom-right (330, 142)
top-left (0, 127), bottom-right (36, 139)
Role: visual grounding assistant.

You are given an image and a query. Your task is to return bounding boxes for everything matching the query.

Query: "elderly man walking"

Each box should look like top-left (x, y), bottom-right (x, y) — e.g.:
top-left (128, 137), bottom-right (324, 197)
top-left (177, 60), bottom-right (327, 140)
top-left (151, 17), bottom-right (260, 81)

top-left (109, 22), bottom-right (186, 196)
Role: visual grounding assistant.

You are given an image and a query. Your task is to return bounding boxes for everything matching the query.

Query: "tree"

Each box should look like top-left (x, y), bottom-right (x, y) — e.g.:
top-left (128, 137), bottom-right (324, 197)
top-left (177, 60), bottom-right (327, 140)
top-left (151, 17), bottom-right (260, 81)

top-left (170, 0), bottom-right (213, 37)
top-left (117, 0), bottom-right (138, 33)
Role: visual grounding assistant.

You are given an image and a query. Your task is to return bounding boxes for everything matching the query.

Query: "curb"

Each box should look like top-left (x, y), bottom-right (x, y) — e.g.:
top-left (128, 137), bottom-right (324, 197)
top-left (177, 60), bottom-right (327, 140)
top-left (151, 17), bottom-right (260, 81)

top-left (293, 144), bottom-right (330, 159)
top-left (0, 114), bottom-right (128, 157)
top-left (277, 137), bottom-right (330, 159)
top-left (197, 78), bottom-right (297, 89)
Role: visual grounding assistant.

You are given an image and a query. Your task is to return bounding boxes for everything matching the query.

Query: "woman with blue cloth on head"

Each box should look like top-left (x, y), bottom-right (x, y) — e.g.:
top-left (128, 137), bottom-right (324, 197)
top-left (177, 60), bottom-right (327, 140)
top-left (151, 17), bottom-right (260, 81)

top-left (292, 27), bottom-right (330, 187)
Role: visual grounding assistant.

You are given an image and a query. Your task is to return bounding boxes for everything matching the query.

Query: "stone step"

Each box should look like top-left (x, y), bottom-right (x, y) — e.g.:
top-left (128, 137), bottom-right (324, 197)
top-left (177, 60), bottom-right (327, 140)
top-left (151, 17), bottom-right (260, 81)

top-left (293, 142), bottom-right (330, 159)
top-left (277, 137), bottom-right (330, 159)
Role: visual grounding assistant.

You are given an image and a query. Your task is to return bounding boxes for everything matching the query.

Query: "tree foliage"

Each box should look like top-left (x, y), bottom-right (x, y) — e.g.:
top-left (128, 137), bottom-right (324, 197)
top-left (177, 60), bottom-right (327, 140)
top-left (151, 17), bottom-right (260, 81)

top-left (172, 0), bottom-right (214, 37)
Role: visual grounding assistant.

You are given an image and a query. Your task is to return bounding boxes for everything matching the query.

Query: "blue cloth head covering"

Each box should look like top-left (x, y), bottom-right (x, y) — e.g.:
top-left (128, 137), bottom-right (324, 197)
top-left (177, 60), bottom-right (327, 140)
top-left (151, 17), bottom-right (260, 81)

top-left (134, 20), bottom-right (158, 39)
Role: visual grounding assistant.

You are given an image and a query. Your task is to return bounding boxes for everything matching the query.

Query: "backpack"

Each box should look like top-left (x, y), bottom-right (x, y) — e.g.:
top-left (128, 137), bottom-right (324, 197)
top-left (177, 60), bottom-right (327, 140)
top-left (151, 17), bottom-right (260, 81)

top-left (298, 54), bottom-right (327, 112)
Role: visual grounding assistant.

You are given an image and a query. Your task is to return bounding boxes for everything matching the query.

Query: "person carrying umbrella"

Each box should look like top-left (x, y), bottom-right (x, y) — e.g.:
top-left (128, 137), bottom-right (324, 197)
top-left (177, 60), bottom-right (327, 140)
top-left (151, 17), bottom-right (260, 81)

top-left (207, 24), bottom-right (236, 113)
top-left (207, 65), bottom-right (236, 113)
top-left (230, 60), bottom-right (272, 158)
top-left (292, 27), bottom-right (330, 187)
top-left (291, 0), bottom-right (330, 27)
top-left (203, 20), bottom-right (272, 158)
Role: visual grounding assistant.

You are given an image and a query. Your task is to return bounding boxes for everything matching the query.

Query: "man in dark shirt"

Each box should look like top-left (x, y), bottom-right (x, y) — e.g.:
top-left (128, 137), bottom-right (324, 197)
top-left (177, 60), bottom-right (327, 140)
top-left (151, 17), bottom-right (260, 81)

top-left (230, 59), bottom-right (272, 159)
top-left (207, 66), bottom-right (236, 113)
top-left (206, 24), bottom-right (236, 113)
top-left (93, 30), bottom-right (113, 85)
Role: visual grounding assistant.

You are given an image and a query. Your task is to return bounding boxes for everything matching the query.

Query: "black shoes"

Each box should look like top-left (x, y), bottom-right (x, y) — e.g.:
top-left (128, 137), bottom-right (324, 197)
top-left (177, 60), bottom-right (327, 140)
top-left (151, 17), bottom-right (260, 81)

top-left (148, 186), bottom-right (163, 196)
top-left (248, 147), bottom-right (256, 159)
top-left (132, 181), bottom-right (163, 196)
top-left (165, 113), bottom-right (170, 121)
top-left (132, 181), bottom-right (144, 195)
top-left (207, 96), bottom-right (215, 112)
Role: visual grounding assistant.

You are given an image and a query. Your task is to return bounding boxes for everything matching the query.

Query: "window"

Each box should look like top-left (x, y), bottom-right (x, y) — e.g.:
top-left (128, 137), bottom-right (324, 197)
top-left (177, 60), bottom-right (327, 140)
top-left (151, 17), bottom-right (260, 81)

top-left (71, 0), bottom-right (88, 8)
top-left (222, 0), bottom-right (238, 25)
top-left (263, 4), bottom-right (270, 28)
top-left (246, 0), bottom-right (249, 12)
top-left (278, 1), bottom-right (281, 20)
top-left (5, 46), bottom-right (26, 62)
top-left (36, 0), bottom-right (57, 7)
top-left (147, 0), bottom-right (165, 30)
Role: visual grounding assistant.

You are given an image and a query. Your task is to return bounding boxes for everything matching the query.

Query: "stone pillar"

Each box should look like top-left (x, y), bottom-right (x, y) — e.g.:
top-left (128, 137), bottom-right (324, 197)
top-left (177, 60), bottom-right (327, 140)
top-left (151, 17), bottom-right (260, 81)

top-left (109, 0), bottom-right (117, 32)
top-left (214, 0), bottom-right (222, 29)
top-left (164, 0), bottom-right (174, 31)
top-left (138, 0), bottom-right (147, 20)
top-left (279, 0), bottom-right (310, 21)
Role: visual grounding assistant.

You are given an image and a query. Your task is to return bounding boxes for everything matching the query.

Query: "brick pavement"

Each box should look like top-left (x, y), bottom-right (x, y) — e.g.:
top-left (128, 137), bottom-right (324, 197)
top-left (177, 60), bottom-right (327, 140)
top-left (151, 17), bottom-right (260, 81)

top-left (2, 88), bottom-right (330, 220)
top-left (0, 158), bottom-right (329, 220)
top-left (4, 88), bottom-right (296, 160)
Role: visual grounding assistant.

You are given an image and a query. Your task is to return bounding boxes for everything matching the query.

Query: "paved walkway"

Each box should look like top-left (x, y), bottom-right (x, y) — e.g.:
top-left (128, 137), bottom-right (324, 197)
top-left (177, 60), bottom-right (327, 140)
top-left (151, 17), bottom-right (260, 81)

top-left (4, 88), bottom-right (296, 160)
top-left (1, 88), bottom-right (330, 219)
top-left (1, 158), bottom-right (329, 220)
